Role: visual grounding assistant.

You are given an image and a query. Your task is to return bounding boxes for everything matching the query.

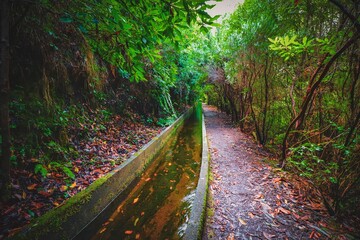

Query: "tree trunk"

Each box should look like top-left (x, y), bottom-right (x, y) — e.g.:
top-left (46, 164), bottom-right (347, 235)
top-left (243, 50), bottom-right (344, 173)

top-left (0, 0), bottom-right (11, 199)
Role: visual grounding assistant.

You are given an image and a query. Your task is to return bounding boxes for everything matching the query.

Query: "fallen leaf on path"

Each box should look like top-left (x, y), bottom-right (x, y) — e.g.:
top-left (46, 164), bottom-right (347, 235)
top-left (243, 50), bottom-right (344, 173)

top-left (69, 182), bottom-right (77, 189)
top-left (125, 230), bottom-right (133, 235)
top-left (27, 183), bottom-right (37, 190)
top-left (7, 227), bottom-right (23, 237)
top-left (238, 217), bottom-right (247, 225)
top-left (31, 202), bottom-right (44, 209)
top-left (262, 173), bottom-right (270, 180)
top-left (60, 185), bottom-right (68, 192)
top-left (273, 177), bottom-right (282, 183)
top-left (255, 193), bottom-right (264, 199)
top-left (14, 193), bottom-right (22, 200)
top-left (300, 214), bottom-right (310, 221)
top-left (39, 189), bottom-right (54, 197)
top-left (263, 232), bottom-right (276, 239)
top-left (318, 221), bottom-right (327, 228)
top-left (292, 212), bottom-right (300, 219)
top-left (310, 202), bottom-right (323, 210)
top-left (314, 232), bottom-right (321, 238)
top-left (134, 217), bottom-right (139, 226)
top-left (227, 232), bottom-right (235, 240)
top-left (278, 207), bottom-right (291, 214)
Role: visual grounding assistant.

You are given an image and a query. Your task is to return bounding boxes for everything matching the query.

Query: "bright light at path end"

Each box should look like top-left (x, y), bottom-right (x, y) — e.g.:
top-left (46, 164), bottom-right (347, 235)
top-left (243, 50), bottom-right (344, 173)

top-left (207, 0), bottom-right (245, 21)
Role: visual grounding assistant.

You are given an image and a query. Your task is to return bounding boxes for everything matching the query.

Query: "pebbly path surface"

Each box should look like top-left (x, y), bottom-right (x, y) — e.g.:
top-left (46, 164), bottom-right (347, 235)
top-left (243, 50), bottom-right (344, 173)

top-left (202, 105), bottom-right (340, 240)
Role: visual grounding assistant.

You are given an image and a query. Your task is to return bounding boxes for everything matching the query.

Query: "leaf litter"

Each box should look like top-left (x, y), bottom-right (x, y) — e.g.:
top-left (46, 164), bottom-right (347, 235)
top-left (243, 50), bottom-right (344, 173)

top-left (202, 105), bottom-right (357, 240)
top-left (0, 109), bottom-right (163, 239)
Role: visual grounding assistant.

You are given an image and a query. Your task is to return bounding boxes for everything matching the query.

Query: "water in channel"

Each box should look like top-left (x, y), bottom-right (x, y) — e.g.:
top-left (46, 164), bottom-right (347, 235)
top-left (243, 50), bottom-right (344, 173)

top-left (90, 106), bottom-right (202, 240)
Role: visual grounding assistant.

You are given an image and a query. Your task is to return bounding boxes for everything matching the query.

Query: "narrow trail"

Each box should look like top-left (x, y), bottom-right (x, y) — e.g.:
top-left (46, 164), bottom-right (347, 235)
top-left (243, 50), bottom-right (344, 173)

top-left (202, 105), bottom-right (339, 240)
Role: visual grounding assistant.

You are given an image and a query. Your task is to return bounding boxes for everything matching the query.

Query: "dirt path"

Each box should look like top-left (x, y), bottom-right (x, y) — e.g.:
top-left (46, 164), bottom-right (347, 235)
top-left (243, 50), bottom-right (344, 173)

top-left (202, 105), bottom-right (344, 240)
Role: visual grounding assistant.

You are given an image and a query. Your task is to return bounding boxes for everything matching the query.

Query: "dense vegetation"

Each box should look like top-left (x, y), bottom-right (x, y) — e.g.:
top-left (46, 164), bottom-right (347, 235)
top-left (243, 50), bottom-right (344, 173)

top-left (205, 0), bottom-right (359, 219)
top-left (0, 0), bottom-right (219, 234)
top-left (0, 0), bottom-right (359, 237)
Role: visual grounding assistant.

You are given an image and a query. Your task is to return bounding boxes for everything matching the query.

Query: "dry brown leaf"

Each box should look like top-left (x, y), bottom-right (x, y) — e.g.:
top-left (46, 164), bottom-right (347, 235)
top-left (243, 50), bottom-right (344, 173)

top-left (227, 232), bottom-right (235, 240)
top-left (59, 185), bottom-right (68, 192)
top-left (310, 202), bottom-right (323, 210)
top-left (314, 232), bottom-right (321, 238)
top-left (278, 207), bottom-right (291, 215)
top-left (133, 198), bottom-right (139, 204)
top-left (135, 233), bottom-right (141, 239)
top-left (27, 183), bottom-right (37, 190)
top-left (292, 212), bottom-right (300, 219)
top-left (238, 217), bottom-right (247, 225)
top-left (300, 215), bottom-right (310, 221)
top-left (69, 182), bottom-right (77, 189)
top-left (318, 221), bottom-right (327, 227)
top-left (7, 227), bottom-right (23, 237)
top-left (125, 230), bottom-right (133, 235)
top-left (145, 178), bottom-right (151, 182)
top-left (263, 232), bottom-right (276, 239)
top-left (248, 212), bottom-right (255, 218)
top-left (255, 193), bottom-right (264, 199)
top-left (99, 227), bottom-right (107, 234)
top-left (309, 230), bottom-right (315, 239)
top-left (273, 177), bottom-right (282, 183)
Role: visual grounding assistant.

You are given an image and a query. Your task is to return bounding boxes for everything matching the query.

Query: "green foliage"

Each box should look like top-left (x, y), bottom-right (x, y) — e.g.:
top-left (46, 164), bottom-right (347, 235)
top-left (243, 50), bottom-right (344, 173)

top-left (157, 116), bottom-right (177, 127)
top-left (49, 162), bottom-right (75, 180)
top-left (269, 35), bottom-right (315, 61)
top-left (60, 0), bottom-right (219, 82)
top-left (289, 143), bottom-right (324, 178)
top-left (34, 161), bottom-right (75, 180)
top-left (35, 164), bottom-right (48, 178)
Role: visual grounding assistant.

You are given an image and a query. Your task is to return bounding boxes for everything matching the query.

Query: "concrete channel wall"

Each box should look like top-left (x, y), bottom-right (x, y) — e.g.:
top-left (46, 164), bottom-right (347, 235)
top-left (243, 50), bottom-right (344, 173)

top-left (184, 111), bottom-right (209, 240)
top-left (13, 107), bottom-right (195, 240)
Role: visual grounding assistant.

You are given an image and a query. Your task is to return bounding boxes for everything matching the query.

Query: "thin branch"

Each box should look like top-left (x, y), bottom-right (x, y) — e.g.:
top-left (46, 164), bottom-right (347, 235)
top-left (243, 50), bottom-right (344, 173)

top-left (329, 0), bottom-right (360, 32)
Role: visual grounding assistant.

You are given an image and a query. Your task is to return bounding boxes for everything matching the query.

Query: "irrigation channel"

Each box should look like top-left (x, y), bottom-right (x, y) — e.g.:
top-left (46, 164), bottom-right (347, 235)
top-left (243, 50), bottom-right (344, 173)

top-left (76, 106), bottom-right (203, 240)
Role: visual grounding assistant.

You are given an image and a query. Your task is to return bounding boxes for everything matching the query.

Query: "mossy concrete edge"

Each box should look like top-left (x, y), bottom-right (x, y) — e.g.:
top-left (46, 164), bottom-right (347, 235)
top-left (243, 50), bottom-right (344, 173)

top-left (184, 110), bottom-right (209, 240)
top-left (11, 107), bottom-right (194, 240)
